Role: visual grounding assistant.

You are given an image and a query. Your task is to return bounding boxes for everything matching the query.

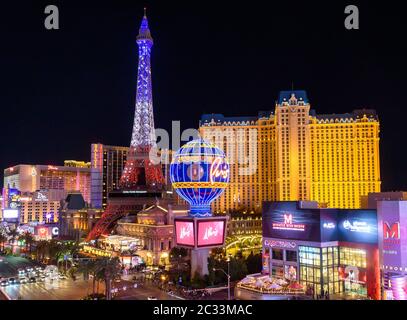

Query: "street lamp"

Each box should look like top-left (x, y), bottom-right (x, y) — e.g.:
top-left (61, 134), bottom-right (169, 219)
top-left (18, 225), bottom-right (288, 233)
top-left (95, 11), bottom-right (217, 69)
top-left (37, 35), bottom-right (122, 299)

top-left (213, 256), bottom-right (231, 300)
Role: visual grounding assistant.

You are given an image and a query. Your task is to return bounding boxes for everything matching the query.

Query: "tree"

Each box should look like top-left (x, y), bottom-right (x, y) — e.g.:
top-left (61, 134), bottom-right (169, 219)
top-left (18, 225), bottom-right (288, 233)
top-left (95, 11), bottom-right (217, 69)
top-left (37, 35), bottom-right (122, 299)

top-left (170, 247), bottom-right (188, 258)
top-left (0, 234), bottom-right (7, 251)
top-left (35, 240), bottom-right (49, 262)
top-left (96, 257), bottom-right (122, 300)
top-left (77, 259), bottom-right (100, 296)
top-left (7, 229), bottom-right (19, 245)
top-left (245, 252), bottom-right (262, 274)
top-left (18, 232), bottom-right (35, 254)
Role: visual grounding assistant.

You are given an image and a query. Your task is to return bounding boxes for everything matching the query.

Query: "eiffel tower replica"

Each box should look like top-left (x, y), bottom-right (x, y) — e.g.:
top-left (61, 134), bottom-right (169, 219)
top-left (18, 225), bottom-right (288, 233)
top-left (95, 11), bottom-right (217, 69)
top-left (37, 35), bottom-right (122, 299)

top-left (87, 9), bottom-right (166, 241)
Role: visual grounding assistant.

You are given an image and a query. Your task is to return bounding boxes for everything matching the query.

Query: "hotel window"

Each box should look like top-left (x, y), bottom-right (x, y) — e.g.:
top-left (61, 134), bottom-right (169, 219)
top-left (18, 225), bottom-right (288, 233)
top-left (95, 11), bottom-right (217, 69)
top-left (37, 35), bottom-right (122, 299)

top-left (286, 250), bottom-right (297, 262)
top-left (272, 248), bottom-right (283, 260)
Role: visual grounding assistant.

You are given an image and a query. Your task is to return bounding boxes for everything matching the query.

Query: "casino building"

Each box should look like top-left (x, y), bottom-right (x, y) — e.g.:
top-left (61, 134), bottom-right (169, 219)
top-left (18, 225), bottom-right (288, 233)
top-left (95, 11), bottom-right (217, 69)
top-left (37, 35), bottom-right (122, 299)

top-left (200, 90), bottom-right (381, 212)
top-left (261, 201), bottom-right (380, 299)
top-left (4, 162), bottom-right (92, 204)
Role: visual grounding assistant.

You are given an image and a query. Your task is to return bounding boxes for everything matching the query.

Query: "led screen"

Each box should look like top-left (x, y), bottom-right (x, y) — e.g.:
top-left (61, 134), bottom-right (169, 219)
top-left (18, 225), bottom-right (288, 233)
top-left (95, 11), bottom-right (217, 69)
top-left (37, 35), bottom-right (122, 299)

top-left (175, 220), bottom-right (195, 247)
top-left (262, 202), bottom-right (321, 241)
top-left (3, 209), bottom-right (19, 219)
top-left (337, 210), bottom-right (378, 244)
top-left (197, 219), bottom-right (226, 247)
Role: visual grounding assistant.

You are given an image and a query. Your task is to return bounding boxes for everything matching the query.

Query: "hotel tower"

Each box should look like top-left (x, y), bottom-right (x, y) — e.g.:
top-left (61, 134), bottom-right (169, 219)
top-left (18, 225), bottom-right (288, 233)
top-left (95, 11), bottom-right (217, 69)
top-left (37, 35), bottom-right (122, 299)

top-left (199, 90), bottom-right (381, 212)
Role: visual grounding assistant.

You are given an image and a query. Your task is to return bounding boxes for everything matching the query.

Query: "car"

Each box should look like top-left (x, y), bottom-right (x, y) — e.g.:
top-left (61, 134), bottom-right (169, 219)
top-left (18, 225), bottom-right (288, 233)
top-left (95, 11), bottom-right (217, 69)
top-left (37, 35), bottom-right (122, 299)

top-left (8, 277), bottom-right (17, 285)
top-left (28, 277), bottom-right (36, 283)
top-left (0, 280), bottom-right (9, 286)
top-left (19, 277), bottom-right (28, 284)
top-left (147, 296), bottom-right (157, 300)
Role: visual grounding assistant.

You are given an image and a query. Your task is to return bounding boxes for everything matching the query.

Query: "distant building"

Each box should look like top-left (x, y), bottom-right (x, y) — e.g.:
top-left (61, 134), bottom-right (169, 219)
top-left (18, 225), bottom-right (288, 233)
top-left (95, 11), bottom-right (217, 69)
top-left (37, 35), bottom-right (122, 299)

top-left (18, 190), bottom-right (63, 224)
top-left (200, 90), bottom-right (381, 212)
top-left (4, 163), bottom-right (91, 204)
top-left (361, 192), bottom-right (407, 209)
top-left (226, 212), bottom-right (262, 238)
top-left (58, 193), bottom-right (103, 240)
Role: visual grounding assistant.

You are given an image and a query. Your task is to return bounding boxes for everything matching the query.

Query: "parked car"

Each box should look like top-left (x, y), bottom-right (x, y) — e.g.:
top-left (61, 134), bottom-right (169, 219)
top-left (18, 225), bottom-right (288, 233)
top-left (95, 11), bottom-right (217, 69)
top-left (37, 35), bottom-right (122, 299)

top-left (0, 280), bottom-right (9, 286)
top-left (28, 277), bottom-right (36, 283)
top-left (19, 277), bottom-right (28, 284)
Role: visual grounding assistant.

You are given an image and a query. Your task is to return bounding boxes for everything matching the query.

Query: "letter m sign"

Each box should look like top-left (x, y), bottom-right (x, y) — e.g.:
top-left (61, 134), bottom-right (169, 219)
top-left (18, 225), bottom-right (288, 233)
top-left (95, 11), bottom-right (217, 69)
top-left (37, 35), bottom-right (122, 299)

top-left (284, 214), bottom-right (293, 224)
top-left (383, 222), bottom-right (400, 239)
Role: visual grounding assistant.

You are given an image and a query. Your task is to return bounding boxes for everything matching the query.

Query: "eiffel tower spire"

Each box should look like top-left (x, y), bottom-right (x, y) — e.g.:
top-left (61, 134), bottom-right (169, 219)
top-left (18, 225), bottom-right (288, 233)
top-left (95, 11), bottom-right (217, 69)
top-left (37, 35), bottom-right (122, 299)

top-left (131, 8), bottom-right (155, 148)
top-left (120, 9), bottom-right (164, 189)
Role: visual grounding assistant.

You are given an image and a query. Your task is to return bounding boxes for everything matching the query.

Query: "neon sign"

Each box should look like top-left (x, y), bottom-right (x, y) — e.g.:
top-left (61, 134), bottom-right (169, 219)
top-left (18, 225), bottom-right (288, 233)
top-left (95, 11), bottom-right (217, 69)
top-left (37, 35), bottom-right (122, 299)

top-left (342, 220), bottom-right (371, 233)
top-left (383, 222), bottom-right (400, 239)
top-left (209, 157), bottom-right (229, 185)
top-left (323, 222), bottom-right (335, 229)
top-left (35, 192), bottom-right (48, 202)
top-left (272, 213), bottom-right (305, 232)
top-left (264, 239), bottom-right (297, 249)
top-left (197, 220), bottom-right (225, 247)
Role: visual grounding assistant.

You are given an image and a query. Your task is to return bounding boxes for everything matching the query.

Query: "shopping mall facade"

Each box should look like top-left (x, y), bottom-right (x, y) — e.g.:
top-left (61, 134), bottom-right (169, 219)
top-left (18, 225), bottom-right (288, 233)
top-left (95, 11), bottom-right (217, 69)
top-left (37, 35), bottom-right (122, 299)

top-left (261, 200), bottom-right (407, 300)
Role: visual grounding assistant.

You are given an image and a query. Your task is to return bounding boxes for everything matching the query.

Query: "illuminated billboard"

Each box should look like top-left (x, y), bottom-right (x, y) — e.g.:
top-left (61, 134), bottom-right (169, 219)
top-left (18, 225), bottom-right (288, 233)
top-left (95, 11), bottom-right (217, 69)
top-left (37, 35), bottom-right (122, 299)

top-left (197, 219), bottom-right (226, 248)
top-left (175, 220), bottom-right (195, 247)
top-left (377, 201), bottom-right (407, 272)
top-left (337, 210), bottom-right (378, 244)
top-left (263, 202), bottom-right (378, 244)
top-left (3, 209), bottom-right (19, 219)
top-left (263, 202), bottom-right (321, 241)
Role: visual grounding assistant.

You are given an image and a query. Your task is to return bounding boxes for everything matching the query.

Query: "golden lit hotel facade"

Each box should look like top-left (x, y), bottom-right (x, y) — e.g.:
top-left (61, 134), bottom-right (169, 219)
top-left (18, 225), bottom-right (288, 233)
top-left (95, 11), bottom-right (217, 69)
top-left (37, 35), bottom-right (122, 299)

top-left (199, 90), bottom-right (380, 212)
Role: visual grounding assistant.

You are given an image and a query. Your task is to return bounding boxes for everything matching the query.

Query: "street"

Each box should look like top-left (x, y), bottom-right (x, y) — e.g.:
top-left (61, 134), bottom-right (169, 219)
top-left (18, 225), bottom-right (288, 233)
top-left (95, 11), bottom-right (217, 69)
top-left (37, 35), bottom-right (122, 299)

top-left (1, 255), bottom-right (182, 300)
top-left (0, 255), bottom-right (39, 278)
top-left (114, 280), bottom-right (182, 300)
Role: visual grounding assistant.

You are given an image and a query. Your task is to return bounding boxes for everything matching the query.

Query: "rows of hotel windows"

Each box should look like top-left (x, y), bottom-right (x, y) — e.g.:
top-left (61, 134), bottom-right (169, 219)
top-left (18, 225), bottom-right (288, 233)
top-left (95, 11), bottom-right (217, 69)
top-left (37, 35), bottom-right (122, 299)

top-left (202, 115), bottom-right (379, 211)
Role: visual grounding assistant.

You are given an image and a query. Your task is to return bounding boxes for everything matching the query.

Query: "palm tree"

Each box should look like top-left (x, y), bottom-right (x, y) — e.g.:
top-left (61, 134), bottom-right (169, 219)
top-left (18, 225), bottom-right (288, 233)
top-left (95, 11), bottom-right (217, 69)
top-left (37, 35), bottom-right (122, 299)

top-left (35, 240), bottom-right (49, 262)
top-left (18, 232), bottom-right (35, 254)
top-left (77, 259), bottom-right (100, 296)
top-left (7, 229), bottom-right (19, 245)
top-left (0, 234), bottom-right (7, 251)
top-left (97, 257), bottom-right (122, 300)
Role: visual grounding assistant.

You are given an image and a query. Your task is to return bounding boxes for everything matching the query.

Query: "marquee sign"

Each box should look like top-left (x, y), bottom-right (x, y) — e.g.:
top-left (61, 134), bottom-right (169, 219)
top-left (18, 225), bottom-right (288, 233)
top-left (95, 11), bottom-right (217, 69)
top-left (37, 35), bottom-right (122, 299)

top-left (272, 213), bottom-right (305, 232)
top-left (264, 239), bottom-right (297, 249)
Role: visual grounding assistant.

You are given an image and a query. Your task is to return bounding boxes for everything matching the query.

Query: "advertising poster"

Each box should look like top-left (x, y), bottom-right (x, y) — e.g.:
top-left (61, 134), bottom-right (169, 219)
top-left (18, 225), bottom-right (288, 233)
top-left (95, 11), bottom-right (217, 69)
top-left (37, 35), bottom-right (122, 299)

top-left (197, 220), bottom-right (225, 247)
top-left (175, 220), bottom-right (195, 247)
top-left (337, 210), bottom-right (378, 244)
top-left (263, 202), bottom-right (321, 241)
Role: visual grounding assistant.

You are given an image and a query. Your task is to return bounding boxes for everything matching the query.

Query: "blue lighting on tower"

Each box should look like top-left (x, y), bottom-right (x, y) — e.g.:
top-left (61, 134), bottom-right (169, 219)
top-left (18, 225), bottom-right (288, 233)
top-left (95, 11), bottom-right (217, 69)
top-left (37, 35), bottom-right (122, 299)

top-left (130, 8), bottom-right (156, 148)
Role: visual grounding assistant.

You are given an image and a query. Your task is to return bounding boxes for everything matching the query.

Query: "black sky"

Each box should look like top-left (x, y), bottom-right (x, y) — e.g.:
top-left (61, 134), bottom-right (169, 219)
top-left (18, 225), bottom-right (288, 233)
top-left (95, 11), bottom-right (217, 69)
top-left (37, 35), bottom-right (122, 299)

top-left (0, 0), bottom-right (406, 191)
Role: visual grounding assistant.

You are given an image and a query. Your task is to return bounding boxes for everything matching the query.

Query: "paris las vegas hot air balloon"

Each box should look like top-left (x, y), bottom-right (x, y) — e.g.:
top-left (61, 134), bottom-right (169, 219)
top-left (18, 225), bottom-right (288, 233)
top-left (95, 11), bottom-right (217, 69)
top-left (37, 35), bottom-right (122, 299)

top-left (170, 138), bottom-right (230, 217)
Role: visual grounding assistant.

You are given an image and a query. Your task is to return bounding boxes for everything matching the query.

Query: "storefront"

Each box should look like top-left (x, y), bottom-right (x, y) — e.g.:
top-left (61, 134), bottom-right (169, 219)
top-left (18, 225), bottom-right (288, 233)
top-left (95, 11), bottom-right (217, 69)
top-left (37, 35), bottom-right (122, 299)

top-left (262, 201), bottom-right (380, 299)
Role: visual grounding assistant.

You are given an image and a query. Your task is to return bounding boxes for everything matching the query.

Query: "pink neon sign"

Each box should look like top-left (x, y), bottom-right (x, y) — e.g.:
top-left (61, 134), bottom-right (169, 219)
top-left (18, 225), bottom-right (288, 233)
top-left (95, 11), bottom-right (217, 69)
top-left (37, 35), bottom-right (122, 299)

top-left (197, 220), bottom-right (225, 247)
top-left (175, 221), bottom-right (195, 247)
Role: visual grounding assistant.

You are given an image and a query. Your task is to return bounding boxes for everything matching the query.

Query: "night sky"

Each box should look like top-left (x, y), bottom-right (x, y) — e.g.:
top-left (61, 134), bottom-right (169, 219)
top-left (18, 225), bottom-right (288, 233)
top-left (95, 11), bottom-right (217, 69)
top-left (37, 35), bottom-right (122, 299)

top-left (0, 0), bottom-right (406, 191)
